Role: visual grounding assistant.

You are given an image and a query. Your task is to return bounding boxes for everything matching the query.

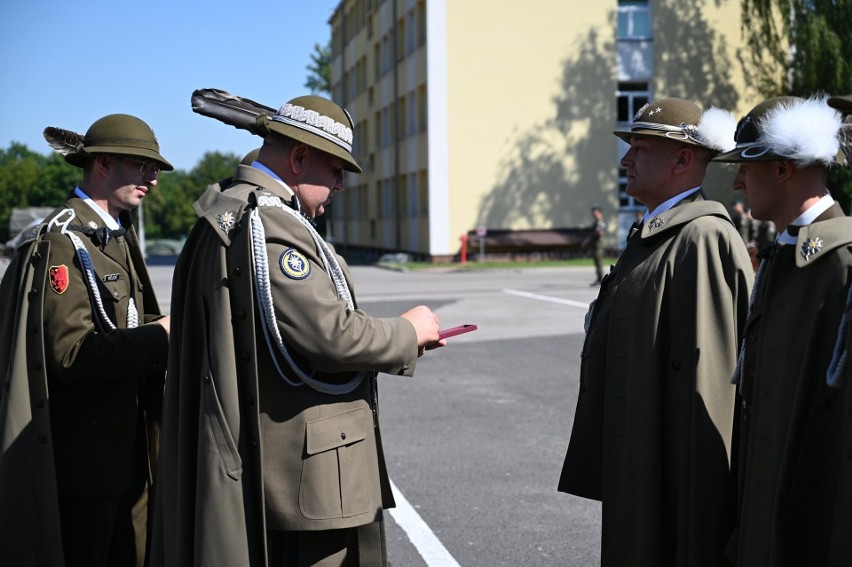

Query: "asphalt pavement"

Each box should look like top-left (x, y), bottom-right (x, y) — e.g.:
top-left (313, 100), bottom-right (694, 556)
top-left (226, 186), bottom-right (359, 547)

top-left (149, 263), bottom-right (603, 566)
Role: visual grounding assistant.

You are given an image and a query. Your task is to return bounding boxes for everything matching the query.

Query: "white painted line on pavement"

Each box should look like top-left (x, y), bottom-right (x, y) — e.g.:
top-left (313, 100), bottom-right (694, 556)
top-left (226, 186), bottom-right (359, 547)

top-left (388, 479), bottom-right (462, 567)
top-left (503, 288), bottom-right (589, 309)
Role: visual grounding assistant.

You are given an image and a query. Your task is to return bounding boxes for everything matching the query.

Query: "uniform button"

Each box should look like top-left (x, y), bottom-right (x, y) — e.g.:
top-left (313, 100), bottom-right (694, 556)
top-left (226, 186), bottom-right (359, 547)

top-left (233, 267), bottom-right (242, 276)
top-left (341, 432), bottom-right (347, 440)
top-left (247, 396), bottom-right (255, 406)
top-left (33, 251), bottom-right (42, 261)
top-left (32, 361), bottom-right (41, 371)
top-left (29, 325), bottom-right (38, 334)
top-left (29, 288), bottom-right (39, 297)
top-left (742, 399), bottom-right (748, 409)
top-left (203, 376), bottom-right (211, 383)
top-left (237, 310), bottom-right (247, 319)
top-left (242, 352), bottom-right (251, 361)
top-left (35, 399), bottom-right (44, 408)
top-left (818, 398), bottom-right (832, 410)
top-left (671, 360), bottom-right (681, 371)
top-left (38, 435), bottom-right (47, 444)
top-left (91, 419), bottom-right (99, 426)
top-left (114, 291), bottom-right (120, 298)
top-left (250, 440), bottom-right (259, 448)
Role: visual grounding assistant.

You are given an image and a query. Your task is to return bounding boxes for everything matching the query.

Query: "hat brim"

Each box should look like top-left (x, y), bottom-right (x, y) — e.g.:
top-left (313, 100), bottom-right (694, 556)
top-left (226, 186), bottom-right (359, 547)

top-left (828, 95), bottom-right (852, 113)
top-left (712, 145), bottom-right (787, 163)
top-left (266, 121), bottom-right (362, 173)
top-left (613, 128), bottom-right (704, 147)
top-left (65, 145), bottom-right (175, 171)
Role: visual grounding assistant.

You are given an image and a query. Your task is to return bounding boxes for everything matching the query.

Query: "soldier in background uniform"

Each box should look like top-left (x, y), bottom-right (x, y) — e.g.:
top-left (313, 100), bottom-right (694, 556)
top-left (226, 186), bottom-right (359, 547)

top-left (0, 115), bottom-right (172, 566)
top-left (715, 95), bottom-right (852, 566)
top-left (584, 206), bottom-right (607, 285)
top-left (558, 98), bottom-right (753, 566)
top-left (152, 94), bottom-right (444, 567)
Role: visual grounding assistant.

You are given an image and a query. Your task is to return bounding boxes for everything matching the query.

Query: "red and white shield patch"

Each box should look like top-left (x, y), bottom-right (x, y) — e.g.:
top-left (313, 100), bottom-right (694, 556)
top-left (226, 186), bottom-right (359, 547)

top-left (49, 265), bottom-right (69, 295)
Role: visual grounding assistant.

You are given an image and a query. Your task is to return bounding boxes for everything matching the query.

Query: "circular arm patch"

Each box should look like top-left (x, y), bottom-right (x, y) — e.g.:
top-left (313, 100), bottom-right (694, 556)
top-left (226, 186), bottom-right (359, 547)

top-left (280, 248), bottom-right (311, 279)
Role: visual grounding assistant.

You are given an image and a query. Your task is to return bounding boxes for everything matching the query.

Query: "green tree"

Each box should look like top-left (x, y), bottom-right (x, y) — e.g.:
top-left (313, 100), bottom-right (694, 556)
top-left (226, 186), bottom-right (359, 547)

top-left (144, 151), bottom-right (240, 240)
top-left (739, 0), bottom-right (852, 211)
top-left (304, 42), bottom-right (332, 95)
top-left (0, 143), bottom-right (80, 242)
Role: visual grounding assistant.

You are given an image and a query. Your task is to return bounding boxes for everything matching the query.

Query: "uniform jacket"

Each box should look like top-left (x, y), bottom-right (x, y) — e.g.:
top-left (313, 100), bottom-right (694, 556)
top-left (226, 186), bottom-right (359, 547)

top-left (731, 204), bottom-right (852, 566)
top-left (0, 195), bottom-right (167, 566)
top-left (559, 191), bottom-right (754, 566)
top-left (151, 166), bottom-right (418, 567)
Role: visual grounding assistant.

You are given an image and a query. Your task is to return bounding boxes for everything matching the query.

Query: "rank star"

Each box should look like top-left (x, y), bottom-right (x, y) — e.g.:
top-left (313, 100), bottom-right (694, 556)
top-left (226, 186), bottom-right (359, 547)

top-left (649, 107), bottom-right (663, 116)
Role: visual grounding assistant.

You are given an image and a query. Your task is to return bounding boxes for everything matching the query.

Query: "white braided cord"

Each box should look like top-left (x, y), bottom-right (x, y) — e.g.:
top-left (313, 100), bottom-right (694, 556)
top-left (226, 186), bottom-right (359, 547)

top-left (826, 283), bottom-right (851, 387)
top-left (249, 208), bottom-right (365, 395)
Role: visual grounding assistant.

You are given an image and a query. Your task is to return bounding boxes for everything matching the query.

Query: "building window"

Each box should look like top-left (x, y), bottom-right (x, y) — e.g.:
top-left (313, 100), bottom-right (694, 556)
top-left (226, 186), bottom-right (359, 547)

top-left (617, 81), bottom-right (649, 123)
top-left (617, 1), bottom-right (651, 40)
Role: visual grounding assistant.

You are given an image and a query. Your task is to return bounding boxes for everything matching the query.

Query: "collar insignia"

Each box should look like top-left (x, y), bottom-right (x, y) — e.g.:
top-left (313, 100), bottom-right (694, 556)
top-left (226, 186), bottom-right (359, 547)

top-left (217, 211), bottom-right (236, 232)
top-left (648, 216), bottom-right (666, 230)
top-left (87, 221), bottom-right (98, 229)
top-left (801, 236), bottom-right (823, 261)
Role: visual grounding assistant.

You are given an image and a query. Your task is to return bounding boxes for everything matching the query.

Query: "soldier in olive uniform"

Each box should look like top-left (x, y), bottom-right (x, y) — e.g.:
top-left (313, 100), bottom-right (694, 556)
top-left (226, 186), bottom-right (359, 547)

top-left (715, 96), bottom-right (852, 566)
top-left (152, 95), bottom-right (443, 567)
top-left (558, 98), bottom-right (754, 566)
top-left (0, 115), bottom-right (172, 566)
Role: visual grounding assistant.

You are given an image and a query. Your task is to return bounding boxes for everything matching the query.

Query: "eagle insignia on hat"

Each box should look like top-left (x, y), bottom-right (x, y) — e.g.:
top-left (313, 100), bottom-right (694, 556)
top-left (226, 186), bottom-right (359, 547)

top-left (49, 265), bottom-right (70, 294)
top-left (801, 236), bottom-right (823, 261)
top-left (280, 248), bottom-right (311, 280)
top-left (648, 217), bottom-right (666, 230)
top-left (217, 211), bottom-right (236, 232)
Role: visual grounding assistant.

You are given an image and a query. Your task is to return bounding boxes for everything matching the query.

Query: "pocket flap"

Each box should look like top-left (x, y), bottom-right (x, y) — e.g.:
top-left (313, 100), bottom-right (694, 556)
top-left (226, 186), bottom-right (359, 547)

top-left (306, 408), bottom-right (369, 455)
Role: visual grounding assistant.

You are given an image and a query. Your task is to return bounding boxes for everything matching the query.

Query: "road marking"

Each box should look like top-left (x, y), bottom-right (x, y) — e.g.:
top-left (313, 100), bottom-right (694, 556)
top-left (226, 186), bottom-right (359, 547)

top-left (388, 479), bottom-right (462, 567)
top-left (503, 288), bottom-right (589, 309)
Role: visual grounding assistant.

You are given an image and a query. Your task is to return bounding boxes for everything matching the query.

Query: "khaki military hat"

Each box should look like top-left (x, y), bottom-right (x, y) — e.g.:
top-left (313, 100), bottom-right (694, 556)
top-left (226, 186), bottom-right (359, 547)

top-left (56, 114), bottom-right (174, 170)
top-left (713, 96), bottom-right (842, 165)
top-left (614, 97), bottom-right (736, 152)
top-left (258, 95), bottom-right (361, 173)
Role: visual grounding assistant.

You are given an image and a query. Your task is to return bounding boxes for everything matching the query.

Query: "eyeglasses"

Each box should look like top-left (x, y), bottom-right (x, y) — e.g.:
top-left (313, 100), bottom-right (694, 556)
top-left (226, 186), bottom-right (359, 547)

top-left (117, 156), bottom-right (161, 178)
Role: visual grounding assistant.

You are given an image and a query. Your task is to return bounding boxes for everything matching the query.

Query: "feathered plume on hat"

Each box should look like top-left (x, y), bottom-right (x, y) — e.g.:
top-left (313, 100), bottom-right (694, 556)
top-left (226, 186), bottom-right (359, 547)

top-left (43, 127), bottom-right (85, 156)
top-left (694, 107), bottom-right (738, 153)
top-left (760, 96), bottom-right (842, 166)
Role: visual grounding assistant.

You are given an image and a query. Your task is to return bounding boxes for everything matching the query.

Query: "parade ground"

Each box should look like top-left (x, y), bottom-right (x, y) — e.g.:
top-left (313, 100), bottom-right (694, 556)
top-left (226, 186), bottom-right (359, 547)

top-left (148, 263), bottom-right (603, 566)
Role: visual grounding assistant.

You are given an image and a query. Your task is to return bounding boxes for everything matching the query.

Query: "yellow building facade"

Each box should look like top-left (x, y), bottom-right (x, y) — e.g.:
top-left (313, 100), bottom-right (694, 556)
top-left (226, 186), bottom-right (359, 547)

top-left (329, 0), bottom-right (757, 259)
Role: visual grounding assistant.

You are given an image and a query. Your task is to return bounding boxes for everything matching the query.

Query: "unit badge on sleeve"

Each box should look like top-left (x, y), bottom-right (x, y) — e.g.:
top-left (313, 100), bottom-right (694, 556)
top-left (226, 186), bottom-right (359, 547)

top-left (280, 248), bottom-right (311, 280)
top-left (49, 265), bottom-right (70, 294)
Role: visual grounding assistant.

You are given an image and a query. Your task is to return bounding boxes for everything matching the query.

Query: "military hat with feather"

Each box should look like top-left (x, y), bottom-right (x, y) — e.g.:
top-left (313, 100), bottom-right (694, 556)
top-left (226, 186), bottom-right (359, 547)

top-left (713, 96), bottom-right (845, 166)
top-left (191, 88), bottom-right (362, 173)
top-left (614, 97), bottom-right (738, 153)
top-left (43, 114), bottom-right (173, 170)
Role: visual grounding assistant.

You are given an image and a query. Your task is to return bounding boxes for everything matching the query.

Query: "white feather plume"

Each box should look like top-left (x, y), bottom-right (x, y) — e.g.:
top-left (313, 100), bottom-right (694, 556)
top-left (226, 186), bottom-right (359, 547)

top-left (695, 107), bottom-right (737, 152)
top-left (760, 96), bottom-right (842, 166)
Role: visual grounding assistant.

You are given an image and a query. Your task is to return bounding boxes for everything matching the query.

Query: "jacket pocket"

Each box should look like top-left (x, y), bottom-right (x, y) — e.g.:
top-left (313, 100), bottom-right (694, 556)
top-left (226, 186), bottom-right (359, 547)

top-left (299, 407), bottom-right (373, 519)
top-left (200, 371), bottom-right (243, 481)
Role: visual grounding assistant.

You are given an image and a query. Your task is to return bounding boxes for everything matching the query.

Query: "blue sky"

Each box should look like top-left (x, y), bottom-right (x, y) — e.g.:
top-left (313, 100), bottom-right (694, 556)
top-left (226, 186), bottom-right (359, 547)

top-left (0, 0), bottom-right (341, 170)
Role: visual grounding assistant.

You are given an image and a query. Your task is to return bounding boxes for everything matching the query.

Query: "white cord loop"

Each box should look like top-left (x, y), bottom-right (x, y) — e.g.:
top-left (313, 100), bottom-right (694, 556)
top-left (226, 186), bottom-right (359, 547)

top-left (249, 206), bottom-right (366, 395)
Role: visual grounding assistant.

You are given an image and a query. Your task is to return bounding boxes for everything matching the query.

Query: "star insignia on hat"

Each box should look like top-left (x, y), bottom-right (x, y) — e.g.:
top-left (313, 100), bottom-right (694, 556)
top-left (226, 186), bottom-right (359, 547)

top-left (218, 211), bottom-right (236, 232)
top-left (648, 216), bottom-right (666, 230)
top-left (649, 107), bottom-right (663, 116)
top-left (800, 236), bottom-right (823, 261)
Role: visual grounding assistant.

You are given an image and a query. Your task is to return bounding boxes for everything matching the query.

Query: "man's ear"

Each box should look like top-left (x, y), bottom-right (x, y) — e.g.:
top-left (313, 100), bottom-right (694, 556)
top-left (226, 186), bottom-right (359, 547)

top-left (290, 144), bottom-right (309, 174)
top-left (94, 154), bottom-right (112, 178)
top-left (672, 146), bottom-right (695, 173)
top-left (776, 160), bottom-right (795, 183)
